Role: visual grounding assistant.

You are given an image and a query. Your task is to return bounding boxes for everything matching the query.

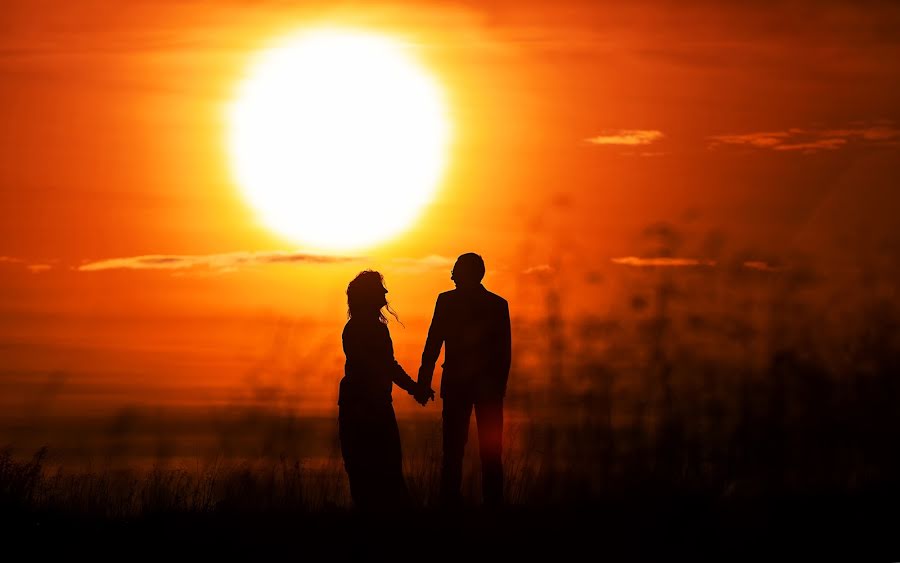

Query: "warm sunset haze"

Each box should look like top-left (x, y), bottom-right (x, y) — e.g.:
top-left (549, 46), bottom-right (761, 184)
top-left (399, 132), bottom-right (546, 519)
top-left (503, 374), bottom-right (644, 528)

top-left (0, 0), bottom-right (898, 423)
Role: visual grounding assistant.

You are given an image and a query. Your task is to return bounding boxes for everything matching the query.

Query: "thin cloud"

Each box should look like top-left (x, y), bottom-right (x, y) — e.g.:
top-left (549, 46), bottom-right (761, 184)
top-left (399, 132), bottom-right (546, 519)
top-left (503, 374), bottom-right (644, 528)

top-left (822, 126), bottom-right (900, 141)
top-left (523, 264), bottom-right (554, 275)
top-left (742, 260), bottom-right (781, 272)
top-left (26, 264), bottom-right (53, 274)
top-left (612, 257), bottom-right (716, 267)
top-left (389, 255), bottom-right (457, 273)
top-left (709, 123), bottom-right (899, 154)
top-left (0, 256), bottom-right (54, 273)
top-left (391, 255), bottom-right (455, 267)
top-left (78, 251), bottom-right (357, 272)
top-left (709, 131), bottom-right (792, 148)
top-left (586, 129), bottom-right (664, 146)
top-left (620, 150), bottom-right (666, 158)
top-left (612, 257), bottom-right (780, 272)
top-left (773, 139), bottom-right (847, 152)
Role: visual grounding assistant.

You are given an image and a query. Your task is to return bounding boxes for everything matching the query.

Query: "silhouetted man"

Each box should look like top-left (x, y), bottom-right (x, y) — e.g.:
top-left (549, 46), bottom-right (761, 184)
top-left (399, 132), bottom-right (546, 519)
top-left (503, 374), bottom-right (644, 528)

top-left (415, 253), bottom-right (511, 507)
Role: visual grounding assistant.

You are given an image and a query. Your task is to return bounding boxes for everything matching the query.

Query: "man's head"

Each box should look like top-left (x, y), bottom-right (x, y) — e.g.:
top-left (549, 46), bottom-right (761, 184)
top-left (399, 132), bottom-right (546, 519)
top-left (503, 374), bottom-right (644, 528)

top-left (451, 253), bottom-right (486, 288)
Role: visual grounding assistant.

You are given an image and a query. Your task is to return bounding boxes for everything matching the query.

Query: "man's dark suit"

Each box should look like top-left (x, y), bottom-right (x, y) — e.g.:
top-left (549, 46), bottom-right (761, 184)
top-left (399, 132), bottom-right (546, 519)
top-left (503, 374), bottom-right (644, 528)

top-left (418, 284), bottom-right (511, 505)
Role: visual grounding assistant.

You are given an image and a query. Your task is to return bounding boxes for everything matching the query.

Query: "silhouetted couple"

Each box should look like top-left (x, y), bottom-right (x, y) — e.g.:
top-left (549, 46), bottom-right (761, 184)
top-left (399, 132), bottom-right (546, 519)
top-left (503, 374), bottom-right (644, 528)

top-left (338, 252), bottom-right (511, 511)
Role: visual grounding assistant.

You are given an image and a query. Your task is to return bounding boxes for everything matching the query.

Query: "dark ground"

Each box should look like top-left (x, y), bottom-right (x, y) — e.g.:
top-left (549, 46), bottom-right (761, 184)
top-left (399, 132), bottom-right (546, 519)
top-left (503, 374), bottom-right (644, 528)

top-left (3, 493), bottom-right (899, 561)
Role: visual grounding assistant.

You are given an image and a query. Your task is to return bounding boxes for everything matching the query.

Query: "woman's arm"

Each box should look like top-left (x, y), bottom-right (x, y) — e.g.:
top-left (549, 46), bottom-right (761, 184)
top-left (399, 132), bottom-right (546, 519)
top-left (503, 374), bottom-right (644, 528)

top-left (381, 325), bottom-right (418, 394)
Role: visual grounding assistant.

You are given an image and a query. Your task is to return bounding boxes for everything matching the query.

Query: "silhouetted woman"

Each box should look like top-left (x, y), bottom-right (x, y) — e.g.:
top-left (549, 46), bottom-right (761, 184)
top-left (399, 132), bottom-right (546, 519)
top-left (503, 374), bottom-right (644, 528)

top-left (339, 270), bottom-right (423, 510)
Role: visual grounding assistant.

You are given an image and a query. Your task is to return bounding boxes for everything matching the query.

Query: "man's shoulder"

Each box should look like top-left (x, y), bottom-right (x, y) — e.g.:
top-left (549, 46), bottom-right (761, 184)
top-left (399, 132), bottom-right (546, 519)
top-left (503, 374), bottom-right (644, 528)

top-left (438, 287), bottom-right (508, 308)
top-left (436, 289), bottom-right (456, 303)
top-left (482, 288), bottom-right (508, 308)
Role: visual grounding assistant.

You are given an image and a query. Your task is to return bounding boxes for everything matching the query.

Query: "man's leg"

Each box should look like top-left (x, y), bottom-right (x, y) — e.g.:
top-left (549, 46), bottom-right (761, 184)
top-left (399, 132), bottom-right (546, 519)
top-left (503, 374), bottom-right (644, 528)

top-left (440, 397), bottom-right (473, 507)
top-left (474, 398), bottom-right (504, 506)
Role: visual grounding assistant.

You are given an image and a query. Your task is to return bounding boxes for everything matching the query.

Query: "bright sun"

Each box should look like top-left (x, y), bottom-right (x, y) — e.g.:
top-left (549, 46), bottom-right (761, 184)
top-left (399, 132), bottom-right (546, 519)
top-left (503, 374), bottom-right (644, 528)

top-left (227, 28), bottom-right (451, 251)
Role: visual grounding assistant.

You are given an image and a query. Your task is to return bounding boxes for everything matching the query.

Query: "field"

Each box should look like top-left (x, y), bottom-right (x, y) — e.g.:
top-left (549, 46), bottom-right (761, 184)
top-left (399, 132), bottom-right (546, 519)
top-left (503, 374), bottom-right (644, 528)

top-left (1, 232), bottom-right (899, 559)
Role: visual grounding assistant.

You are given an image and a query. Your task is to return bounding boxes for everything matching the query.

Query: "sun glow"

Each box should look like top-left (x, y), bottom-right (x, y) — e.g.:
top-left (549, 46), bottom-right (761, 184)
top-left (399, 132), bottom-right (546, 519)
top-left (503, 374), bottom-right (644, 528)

top-left (227, 28), bottom-right (451, 251)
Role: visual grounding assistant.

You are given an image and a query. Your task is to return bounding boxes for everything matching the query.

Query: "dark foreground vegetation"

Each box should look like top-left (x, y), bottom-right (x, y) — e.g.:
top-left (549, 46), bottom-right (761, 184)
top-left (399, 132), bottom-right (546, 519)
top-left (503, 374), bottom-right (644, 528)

top-left (0, 444), bottom-right (898, 560)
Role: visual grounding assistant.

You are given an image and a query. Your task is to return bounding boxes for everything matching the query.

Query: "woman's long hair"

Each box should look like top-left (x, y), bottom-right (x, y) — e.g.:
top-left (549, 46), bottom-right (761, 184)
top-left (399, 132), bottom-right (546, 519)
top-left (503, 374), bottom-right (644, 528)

top-left (346, 270), bottom-right (402, 325)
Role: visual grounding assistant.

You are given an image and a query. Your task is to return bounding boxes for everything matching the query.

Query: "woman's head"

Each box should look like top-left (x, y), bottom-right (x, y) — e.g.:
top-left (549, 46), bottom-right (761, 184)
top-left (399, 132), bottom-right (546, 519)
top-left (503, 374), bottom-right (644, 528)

top-left (346, 270), bottom-right (400, 324)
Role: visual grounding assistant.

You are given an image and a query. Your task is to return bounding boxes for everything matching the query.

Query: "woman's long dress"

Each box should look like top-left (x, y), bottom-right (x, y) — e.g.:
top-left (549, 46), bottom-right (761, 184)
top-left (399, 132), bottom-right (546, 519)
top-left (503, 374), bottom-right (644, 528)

top-left (339, 317), bottom-right (417, 510)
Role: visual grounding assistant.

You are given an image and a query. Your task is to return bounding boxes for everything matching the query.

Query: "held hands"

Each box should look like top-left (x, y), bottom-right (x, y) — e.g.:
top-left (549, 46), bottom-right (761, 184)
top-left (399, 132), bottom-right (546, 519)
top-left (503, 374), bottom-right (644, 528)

top-left (412, 381), bottom-right (435, 406)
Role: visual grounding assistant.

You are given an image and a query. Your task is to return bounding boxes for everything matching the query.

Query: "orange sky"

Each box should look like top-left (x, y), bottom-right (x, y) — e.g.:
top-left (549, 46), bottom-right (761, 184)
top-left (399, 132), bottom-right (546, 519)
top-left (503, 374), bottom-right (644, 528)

top-left (1, 0), bottom-right (899, 415)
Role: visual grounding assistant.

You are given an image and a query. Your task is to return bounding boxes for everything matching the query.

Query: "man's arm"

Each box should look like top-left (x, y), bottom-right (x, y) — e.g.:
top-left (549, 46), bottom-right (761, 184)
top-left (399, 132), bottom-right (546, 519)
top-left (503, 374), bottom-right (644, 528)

top-left (417, 295), bottom-right (446, 391)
